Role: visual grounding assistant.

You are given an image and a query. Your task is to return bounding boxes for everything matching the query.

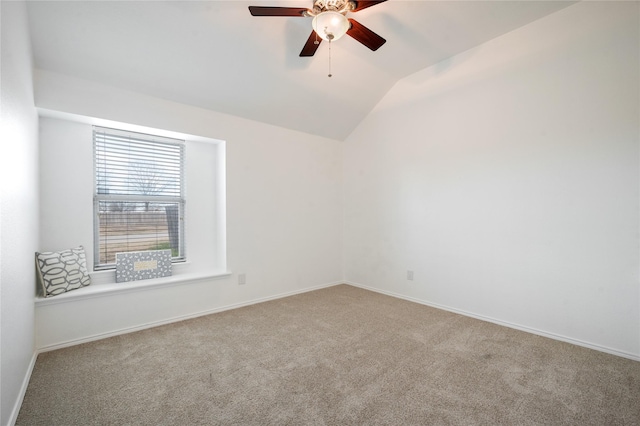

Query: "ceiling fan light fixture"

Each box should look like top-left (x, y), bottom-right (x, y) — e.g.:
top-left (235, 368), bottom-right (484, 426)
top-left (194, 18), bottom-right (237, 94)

top-left (312, 11), bottom-right (350, 41)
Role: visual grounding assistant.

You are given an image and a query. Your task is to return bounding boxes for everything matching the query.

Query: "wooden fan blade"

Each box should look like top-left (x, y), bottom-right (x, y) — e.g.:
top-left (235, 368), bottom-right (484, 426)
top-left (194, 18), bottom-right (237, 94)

top-left (300, 30), bottom-right (322, 57)
top-left (346, 19), bottom-right (386, 51)
top-left (352, 0), bottom-right (387, 12)
top-left (248, 6), bottom-right (308, 17)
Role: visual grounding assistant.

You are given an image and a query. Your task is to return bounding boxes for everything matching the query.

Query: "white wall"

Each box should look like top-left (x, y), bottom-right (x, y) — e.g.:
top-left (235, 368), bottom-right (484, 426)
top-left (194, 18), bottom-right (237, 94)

top-left (33, 70), bottom-right (343, 350)
top-left (344, 1), bottom-right (640, 358)
top-left (0, 2), bottom-right (39, 424)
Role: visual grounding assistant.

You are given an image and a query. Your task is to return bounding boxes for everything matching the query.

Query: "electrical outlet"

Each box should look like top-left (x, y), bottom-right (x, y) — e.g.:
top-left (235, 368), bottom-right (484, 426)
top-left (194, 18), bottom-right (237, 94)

top-left (407, 270), bottom-right (414, 281)
top-left (238, 273), bottom-right (246, 285)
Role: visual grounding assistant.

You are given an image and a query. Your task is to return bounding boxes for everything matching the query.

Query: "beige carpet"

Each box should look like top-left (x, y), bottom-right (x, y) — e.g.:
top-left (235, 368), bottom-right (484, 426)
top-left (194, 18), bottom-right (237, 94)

top-left (17, 284), bottom-right (640, 425)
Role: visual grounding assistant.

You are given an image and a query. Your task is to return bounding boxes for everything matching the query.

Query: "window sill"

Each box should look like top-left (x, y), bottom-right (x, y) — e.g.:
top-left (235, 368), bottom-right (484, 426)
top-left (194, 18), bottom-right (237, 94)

top-left (35, 270), bottom-right (232, 306)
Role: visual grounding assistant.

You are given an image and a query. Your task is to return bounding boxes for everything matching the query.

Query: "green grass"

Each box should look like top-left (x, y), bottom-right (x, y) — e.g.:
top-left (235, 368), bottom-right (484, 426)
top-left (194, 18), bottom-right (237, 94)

top-left (150, 242), bottom-right (179, 257)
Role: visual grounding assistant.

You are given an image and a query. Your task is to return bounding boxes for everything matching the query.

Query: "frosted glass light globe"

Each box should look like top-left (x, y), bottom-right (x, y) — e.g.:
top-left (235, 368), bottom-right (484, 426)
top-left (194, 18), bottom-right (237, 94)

top-left (312, 11), bottom-right (350, 41)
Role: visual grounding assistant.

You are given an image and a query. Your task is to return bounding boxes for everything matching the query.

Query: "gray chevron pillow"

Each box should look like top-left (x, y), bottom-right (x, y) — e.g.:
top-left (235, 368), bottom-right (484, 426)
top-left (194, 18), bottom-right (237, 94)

top-left (36, 246), bottom-right (91, 297)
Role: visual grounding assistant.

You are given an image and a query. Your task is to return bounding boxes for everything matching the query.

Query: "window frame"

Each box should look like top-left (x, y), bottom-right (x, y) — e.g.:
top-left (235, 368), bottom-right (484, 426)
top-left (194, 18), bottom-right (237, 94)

top-left (92, 126), bottom-right (186, 270)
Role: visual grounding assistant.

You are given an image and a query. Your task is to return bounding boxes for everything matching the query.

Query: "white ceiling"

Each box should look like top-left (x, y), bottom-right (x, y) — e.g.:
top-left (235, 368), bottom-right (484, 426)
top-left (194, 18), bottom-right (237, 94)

top-left (26, 0), bottom-right (574, 140)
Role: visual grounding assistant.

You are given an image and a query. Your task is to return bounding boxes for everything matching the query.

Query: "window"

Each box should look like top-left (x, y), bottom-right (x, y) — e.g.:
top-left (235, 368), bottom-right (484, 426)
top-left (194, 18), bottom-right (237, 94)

top-left (93, 126), bottom-right (185, 269)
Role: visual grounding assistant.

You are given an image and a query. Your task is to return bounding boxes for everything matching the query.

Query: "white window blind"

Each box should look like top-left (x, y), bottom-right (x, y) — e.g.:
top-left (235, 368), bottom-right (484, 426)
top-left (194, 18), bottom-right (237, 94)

top-left (93, 126), bottom-right (185, 269)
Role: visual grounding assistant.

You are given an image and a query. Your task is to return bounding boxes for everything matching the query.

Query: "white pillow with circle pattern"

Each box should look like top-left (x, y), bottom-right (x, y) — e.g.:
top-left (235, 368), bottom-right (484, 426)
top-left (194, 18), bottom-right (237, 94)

top-left (35, 246), bottom-right (91, 297)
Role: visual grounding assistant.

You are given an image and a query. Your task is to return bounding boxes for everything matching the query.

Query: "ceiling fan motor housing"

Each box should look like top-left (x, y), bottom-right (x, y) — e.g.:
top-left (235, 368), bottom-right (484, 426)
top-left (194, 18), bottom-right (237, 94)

top-left (308, 0), bottom-right (355, 16)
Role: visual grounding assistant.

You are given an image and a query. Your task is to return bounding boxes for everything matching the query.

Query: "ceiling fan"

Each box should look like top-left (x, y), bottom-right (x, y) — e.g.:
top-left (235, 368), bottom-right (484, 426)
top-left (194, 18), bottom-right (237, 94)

top-left (249, 0), bottom-right (387, 57)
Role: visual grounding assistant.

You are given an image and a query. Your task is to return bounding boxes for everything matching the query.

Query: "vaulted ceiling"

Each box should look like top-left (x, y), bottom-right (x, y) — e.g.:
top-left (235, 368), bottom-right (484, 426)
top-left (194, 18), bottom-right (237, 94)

top-left (26, 1), bottom-right (574, 140)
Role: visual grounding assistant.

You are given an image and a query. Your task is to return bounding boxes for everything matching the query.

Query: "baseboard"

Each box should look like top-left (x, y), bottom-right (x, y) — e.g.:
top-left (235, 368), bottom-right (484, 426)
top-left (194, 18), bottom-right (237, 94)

top-left (7, 350), bottom-right (38, 426)
top-left (345, 281), bottom-right (640, 362)
top-left (37, 281), bottom-right (343, 353)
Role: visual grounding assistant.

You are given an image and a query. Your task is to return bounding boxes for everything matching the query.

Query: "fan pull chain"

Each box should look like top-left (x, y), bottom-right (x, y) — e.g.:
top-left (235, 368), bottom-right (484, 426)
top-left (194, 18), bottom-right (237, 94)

top-left (328, 40), bottom-right (332, 78)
